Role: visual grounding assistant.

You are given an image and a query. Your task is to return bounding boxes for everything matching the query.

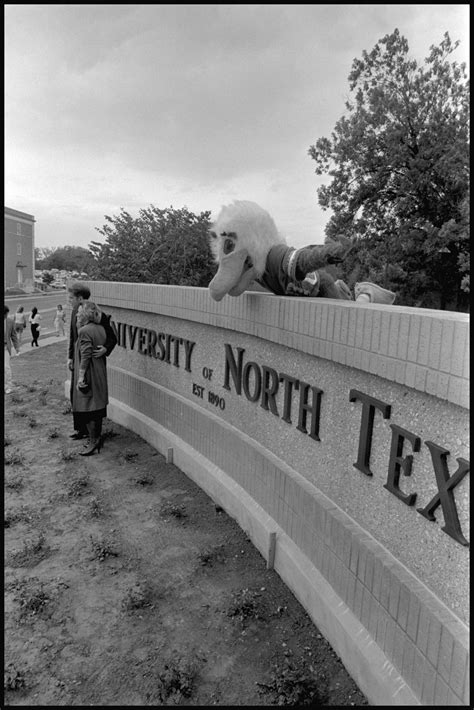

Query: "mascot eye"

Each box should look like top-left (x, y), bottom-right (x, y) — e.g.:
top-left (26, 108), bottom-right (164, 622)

top-left (223, 238), bottom-right (235, 255)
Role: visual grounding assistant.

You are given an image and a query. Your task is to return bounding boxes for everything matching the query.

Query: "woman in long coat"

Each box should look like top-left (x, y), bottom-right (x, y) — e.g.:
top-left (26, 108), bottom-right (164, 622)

top-left (72, 301), bottom-right (108, 456)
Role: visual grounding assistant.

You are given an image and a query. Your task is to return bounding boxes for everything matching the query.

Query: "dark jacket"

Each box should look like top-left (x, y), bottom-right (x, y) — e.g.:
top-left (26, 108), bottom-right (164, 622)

top-left (68, 305), bottom-right (117, 361)
top-left (257, 244), bottom-right (321, 297)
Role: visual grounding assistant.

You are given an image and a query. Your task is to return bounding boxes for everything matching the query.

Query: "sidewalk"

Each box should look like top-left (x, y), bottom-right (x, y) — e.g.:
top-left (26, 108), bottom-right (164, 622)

top-left (16, 333), bottom-right (68, 354)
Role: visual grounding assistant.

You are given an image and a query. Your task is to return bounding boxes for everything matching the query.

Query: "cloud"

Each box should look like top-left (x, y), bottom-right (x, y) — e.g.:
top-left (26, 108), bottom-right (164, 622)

top-left (6, 5), bottom-right (365, 184)
top-left (5, 4), bottom-right (469, 250)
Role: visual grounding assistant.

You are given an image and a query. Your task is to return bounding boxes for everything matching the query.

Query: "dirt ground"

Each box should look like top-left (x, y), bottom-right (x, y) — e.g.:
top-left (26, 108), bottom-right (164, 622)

top-left (5, 342), bottom-right (368, 706)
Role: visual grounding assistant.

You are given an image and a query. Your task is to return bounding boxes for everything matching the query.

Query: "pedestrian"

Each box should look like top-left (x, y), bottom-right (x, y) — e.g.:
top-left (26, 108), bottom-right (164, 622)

top-left (67, 282), bottom-right (117, 440)
top-left (5, 305), bottom-right (21, 393)
top-left (53, 304), bottom-right (66, 336)
top-left (29, 306), bottom-right (42, 347)
top-left (72, 301), bottom-right (109, 456)
top-left (14, 305), bottom-right (27, 346)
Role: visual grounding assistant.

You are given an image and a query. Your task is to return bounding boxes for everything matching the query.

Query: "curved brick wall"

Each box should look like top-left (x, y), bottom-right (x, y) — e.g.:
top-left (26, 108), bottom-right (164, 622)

top-left (76, 282), bottom-right (469, 706)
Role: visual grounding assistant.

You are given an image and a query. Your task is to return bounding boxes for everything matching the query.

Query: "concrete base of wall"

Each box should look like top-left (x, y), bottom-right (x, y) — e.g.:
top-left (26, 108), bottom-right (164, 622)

top-left (106, 395), bottom-right (420, 706)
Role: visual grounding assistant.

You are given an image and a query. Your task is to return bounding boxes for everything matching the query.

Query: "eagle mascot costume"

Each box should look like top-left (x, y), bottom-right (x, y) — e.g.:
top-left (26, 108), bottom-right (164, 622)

top-left (208, 200), bottom-right (395, 305)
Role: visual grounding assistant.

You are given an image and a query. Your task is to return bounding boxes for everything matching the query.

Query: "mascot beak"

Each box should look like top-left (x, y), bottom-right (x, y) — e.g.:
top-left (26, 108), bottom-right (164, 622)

top-left (209, 249), bottom-right (256, 301)
top-left (228, 263), bottom-right (258, 296)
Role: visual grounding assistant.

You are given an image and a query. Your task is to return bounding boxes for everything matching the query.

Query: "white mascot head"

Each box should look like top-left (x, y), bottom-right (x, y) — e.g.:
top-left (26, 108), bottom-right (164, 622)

top-left (208, 200), bottom-right (286, 301)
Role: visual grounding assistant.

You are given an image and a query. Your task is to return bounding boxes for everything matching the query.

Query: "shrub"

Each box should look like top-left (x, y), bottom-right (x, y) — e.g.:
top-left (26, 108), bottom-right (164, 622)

top-left (257, 657), bottom-right (326, 705)
top-left (155, 655), bottom-right (197, 704)
top-left (226, 587), bottom-right (265, 623)
top-left (121, 581), bottom-right (155, 612)
top-left (4, 662), bottom-right (26, 691)
top-left (89, 535), bottom-right (118, 561)
top-left (9, 532), bottom-right (49, 567)
top-left (5, 449), bottom-right (25, 466)
top-left (160, 501), bottom-right (187, 520)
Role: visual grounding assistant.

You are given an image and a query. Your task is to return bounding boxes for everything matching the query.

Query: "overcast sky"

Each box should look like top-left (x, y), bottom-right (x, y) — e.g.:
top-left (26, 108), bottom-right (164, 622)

top-left (5, 4), bottom-right (469, 252)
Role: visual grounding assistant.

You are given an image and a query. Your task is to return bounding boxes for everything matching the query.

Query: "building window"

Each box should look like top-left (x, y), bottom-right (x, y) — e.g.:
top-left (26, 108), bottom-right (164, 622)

top-left (17, 242), bottom-right (22, 256)
top-left (17, 223), bottom-right (22, 235)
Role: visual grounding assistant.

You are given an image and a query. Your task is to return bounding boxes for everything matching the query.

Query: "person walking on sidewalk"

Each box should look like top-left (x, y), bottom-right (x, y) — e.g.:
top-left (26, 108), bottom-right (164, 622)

top-left (29, 307), bottom-right (42, 347)
top-left (72, 301), bottom-right (109, 456)
top-left (67, 282), bottom-right (117, 440)
top-left (53, 304), bottom-right (66, 336)
top-left (5, 305), bottom-right (20, 393)
top-left (14, 306), bottom-right (27, 346)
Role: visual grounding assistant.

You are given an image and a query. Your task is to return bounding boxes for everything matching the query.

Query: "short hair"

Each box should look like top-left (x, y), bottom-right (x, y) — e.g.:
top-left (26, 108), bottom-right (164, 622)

top-left (68, 282), bottom-right (91, 299)
top-left (77, 301), bottom-right (101, 327)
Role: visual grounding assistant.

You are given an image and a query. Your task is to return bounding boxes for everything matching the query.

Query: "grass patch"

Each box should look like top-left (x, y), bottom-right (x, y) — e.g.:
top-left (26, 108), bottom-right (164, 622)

top-left (10, 393), bottom-right (24, 404)
top-left (121, 581), bottom-right (156, 613)
top-left (121, 448), bottom-right (139, 462)
top-left (160, 501), bottom-right (187, 520)
top-left (11, 576), bottom-right (69, 624)
top-left (154, 654), bottom-right (198, 704)
top-left (257, 657), bottom-right (327, 705)
top-left (89, 534), bottom-right (118, 561)
top-left (133, 470), bottom-right (154, 486)
top-left (198, 544), bottom-right (227, 567)
top-left (4, 475), bottom-right (24, 492)
top-left (13, 577), bottom-right (51, 622)
top-left (4, 505), bottom-right (35, 528)
top-left (47, 427), bottom-right (60, 439)
top-left (4, 662), bottom-right (27, 691)
top-left (27, 417), bottom-right (38, 428)
top-left (226, 587), bottom-right (267, 623)
top-left (88, 496), bottom-right (104, 518)
top-left (59, 448), bottom-right (77, 462)
top-left (102, 426), bottom-right (119, 440)
top-left (12, 408), bottom-right (28, 418)
top-left (5, 449), bottom-right (25, 466)
top-left (9, 532), bottom-right (50, 568)
top-left (67, 475), bottom-right (90, 498)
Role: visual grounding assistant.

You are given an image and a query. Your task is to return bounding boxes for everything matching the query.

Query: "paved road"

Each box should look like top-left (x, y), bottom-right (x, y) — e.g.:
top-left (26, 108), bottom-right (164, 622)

top-left (6, 292), bottom-right (72, 342)
top-left (5, 291), bottom-right (69, 313)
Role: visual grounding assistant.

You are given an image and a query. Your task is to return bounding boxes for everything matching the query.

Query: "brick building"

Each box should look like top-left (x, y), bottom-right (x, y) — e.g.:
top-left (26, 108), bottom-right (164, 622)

top-left (4, 206), bottom-right (36, 291)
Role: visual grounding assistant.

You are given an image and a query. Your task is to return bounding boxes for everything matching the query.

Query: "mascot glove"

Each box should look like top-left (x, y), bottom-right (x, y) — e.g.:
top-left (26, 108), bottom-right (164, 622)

top-left (323, 235), bottom-right (356, 264)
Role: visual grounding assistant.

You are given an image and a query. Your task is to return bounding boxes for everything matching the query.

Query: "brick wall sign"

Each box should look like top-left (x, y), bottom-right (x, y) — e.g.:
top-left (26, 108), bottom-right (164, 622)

top-left (78, 282), bottom-right (469, 706)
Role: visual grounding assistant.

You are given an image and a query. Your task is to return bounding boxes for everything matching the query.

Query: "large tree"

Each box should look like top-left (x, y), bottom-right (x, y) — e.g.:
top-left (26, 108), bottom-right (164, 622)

top-left (89, 205), bottom-right (216, 287)
top-left (308, 30), bottom-right (469, 310)
top-left (45, 246), bottom-right (96, 274)
top-left (35, 246), bottom-right (96, 274)
top-left (34, 247), bottom-right (57, 269)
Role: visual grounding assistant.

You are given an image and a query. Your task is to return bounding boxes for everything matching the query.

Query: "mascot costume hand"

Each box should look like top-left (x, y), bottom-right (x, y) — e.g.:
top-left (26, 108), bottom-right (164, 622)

top-left (208, 200), bottom-right (395, 305)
